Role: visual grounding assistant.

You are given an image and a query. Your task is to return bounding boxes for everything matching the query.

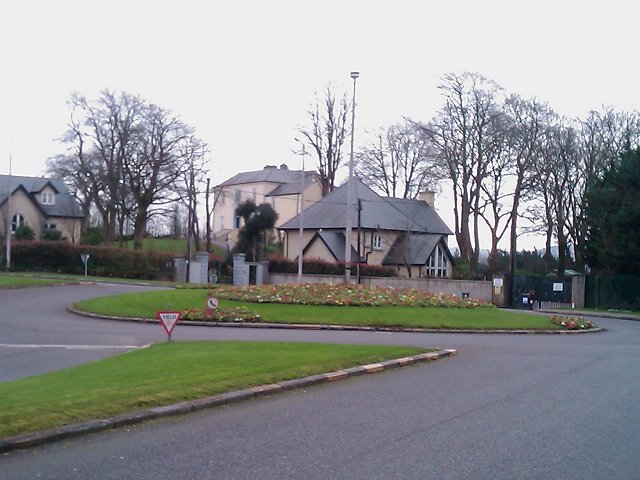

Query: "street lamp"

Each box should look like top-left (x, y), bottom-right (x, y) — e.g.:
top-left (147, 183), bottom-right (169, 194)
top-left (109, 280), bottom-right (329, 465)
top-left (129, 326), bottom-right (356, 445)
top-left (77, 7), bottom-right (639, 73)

top-left (344, 71), bottom-right (359, 284)
top-left (294, 138), bottom-right (307, 283)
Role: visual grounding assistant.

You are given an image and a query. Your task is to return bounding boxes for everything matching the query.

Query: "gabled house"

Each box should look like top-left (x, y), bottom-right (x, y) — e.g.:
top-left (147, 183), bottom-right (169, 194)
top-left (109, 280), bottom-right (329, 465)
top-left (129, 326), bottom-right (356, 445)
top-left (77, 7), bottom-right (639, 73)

top-left (278, 179), bottom-right (454, 278)
top-left (0, 175), bottom-right (84, 242)
top-left (212, 164), bottom-right (323, 248)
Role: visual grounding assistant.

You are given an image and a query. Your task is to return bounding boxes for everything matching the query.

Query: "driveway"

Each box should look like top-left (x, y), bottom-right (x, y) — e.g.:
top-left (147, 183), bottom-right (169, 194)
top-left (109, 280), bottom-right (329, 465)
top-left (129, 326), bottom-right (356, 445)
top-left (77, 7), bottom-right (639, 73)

top-left (1, 284), bottom-right (639, 479)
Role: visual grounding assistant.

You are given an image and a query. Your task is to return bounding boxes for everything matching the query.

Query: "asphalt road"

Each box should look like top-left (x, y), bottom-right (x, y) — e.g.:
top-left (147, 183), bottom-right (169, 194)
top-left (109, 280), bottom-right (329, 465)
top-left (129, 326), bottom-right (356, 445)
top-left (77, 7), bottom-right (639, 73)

top-left (1, 284), bottom-right (639, 479)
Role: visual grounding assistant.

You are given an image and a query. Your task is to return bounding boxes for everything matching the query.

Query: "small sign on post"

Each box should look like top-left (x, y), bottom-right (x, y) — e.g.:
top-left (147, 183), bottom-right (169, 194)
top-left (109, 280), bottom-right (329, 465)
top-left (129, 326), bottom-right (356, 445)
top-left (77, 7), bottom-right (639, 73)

top-left (156, 311), bottom-right (181, 342)
top-left (80, 253), bottom-right (90, 277)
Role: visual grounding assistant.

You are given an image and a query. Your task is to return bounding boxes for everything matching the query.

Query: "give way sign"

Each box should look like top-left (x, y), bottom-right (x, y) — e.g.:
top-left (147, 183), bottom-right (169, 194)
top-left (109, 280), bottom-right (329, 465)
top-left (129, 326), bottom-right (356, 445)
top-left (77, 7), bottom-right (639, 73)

top-left (156, 311), bottom-right (181, 336)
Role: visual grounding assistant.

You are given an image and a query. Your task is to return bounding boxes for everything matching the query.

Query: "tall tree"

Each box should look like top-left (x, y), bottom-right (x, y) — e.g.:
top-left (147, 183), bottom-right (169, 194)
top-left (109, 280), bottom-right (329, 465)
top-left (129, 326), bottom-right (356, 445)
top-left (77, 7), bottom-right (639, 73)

top-left (419, 72), bottom-right (504, 273)
top-left (299, 86), bottom-right (349, 196)
top-left (585, 148), bottom-right (640, 273)
top-left (355, 120), bottom-right (439, 199)
top-left (503, 96), bottom-right (551, 275)
top-left (51, 89), bottom-right (208, 249)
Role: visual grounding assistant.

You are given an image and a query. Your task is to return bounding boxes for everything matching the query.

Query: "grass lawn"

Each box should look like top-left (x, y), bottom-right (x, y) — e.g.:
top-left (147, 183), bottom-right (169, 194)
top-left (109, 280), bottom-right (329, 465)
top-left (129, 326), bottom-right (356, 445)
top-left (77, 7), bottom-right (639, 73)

top-left (75, 289), bottom-right (561, 330)
top-left (0, 274), bottom-right (71, 288)
top-left (0, 341), bottom-right (428, 438)
top-left (0, 271), bottom-right (180, 287)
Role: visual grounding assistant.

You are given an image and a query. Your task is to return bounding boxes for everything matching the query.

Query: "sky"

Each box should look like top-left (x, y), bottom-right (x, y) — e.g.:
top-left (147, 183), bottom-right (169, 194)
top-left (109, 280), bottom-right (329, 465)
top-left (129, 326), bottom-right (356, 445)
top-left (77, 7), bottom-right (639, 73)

top-left (1, 0), bottom-right (638, 250)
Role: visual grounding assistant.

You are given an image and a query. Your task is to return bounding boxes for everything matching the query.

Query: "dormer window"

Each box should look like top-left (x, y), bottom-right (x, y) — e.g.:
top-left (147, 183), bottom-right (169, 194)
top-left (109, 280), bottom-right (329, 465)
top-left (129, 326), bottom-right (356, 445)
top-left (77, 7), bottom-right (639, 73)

top-left (41, 192), bottom-right (54, 205)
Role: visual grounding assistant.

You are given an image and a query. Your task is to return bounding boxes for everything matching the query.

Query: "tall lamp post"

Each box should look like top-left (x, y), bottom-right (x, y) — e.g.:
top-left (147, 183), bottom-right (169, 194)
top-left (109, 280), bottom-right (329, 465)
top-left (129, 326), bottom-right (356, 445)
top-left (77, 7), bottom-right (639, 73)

top-left (344, 71), bottom-right (359, 284)
top-left (5, 154), bottom-right (12, 271)
top-left (294, 138), bottom-right (307, 283)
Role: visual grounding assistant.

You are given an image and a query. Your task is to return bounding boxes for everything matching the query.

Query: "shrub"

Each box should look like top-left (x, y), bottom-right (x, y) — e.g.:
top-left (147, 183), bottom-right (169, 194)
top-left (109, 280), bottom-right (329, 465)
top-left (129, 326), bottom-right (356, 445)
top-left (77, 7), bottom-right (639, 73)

top-left (13, 225), bottom-right (35, 240)
top-left (9, 241), bottom-right (174, 280)
top-left (81, 227), bottom-right (104, 245)
top-left (42, 229), bottom-right (62, 241)
top-left (266, 254), bottom-right (396, 278)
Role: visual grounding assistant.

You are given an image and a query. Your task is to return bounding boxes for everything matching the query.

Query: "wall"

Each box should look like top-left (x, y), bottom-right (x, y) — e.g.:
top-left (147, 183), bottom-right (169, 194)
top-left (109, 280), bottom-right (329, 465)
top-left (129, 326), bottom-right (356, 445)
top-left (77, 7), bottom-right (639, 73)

top-left (269, 272), bottom-right (493, 302)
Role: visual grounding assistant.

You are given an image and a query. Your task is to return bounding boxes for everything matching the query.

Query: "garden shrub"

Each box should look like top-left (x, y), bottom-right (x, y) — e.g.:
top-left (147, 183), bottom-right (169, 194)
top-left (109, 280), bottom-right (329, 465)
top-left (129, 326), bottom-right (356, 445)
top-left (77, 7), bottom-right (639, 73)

top-left (266, 254), bottom-right (396, 278)
top-left (9, 240), bottom-right (174, 280)
top-left (13, 225), bottom-right (35, 240)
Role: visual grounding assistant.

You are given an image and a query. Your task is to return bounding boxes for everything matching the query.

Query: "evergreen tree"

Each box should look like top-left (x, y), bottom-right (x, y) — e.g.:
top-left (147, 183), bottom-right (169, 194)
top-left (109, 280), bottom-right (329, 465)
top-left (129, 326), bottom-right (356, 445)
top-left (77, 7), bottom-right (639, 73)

top-left (584, 149), bottom-right (640, 273)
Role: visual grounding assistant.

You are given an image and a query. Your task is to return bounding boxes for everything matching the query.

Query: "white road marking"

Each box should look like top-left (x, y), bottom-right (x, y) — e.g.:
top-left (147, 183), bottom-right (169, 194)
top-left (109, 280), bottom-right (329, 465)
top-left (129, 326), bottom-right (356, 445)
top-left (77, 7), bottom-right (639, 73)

top-left (0, 343), bottom-right (141, 350)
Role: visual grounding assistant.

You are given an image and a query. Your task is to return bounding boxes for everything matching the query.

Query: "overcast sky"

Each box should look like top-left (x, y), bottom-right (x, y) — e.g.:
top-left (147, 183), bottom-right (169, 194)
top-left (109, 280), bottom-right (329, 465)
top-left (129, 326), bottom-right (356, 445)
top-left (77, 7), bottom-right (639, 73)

top-left (1, 0), bottom-right (638, 249)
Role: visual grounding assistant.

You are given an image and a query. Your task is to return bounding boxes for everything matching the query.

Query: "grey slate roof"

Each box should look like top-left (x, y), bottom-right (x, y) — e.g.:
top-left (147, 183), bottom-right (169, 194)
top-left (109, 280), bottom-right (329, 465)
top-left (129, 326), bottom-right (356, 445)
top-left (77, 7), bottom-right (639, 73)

top-left (382, 234), bottom-right (448, 265)
top-left (304, 231), bottom-right (361, 262)
top-left (0, 174), bottom-right (84, 218)
top-left (218, 167), bottom-right (309, 188)
top-left (279, 178), bottom-right (453, 235)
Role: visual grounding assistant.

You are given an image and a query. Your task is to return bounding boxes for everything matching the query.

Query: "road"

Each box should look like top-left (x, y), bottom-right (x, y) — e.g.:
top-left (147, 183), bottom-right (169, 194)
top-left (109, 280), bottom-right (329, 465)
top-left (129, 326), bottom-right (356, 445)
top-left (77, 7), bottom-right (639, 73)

top-left (1, 284), bottom-right (639, 479)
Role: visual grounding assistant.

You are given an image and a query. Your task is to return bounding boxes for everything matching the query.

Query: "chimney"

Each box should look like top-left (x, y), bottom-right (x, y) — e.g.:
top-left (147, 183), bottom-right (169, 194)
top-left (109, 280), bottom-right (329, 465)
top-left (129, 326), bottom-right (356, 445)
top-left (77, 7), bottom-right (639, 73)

top-left (419, 190), bottom-right (435, 207)
top-left (280, 163), bottom-right (289, 170)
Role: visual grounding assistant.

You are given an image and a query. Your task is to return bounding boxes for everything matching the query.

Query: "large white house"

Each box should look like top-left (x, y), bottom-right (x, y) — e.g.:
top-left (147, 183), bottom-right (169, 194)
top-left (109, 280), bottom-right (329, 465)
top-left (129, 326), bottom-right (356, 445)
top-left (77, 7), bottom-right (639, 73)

top-left (212, 164), bottom-right (323, 248)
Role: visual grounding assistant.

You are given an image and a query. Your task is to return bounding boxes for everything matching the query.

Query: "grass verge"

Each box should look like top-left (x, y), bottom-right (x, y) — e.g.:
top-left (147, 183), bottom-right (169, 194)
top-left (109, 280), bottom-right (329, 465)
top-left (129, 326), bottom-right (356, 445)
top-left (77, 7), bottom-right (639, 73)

top-left (0, 341), bottom-right (428, 438)
top-left (0, 271), bottom-right (180, 287)
top-left (75, 289), bottom-right (561, 330)
top-left (0, 274), bottom-right (71, 288)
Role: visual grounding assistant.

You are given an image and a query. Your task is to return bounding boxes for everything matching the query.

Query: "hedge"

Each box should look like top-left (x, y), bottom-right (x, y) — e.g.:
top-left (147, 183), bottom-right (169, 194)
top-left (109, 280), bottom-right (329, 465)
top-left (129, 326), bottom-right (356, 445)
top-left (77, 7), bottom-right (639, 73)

top-left (6, 241), bottom-right (175, 280)
top-left (266, 254), bottom-right (397, 277)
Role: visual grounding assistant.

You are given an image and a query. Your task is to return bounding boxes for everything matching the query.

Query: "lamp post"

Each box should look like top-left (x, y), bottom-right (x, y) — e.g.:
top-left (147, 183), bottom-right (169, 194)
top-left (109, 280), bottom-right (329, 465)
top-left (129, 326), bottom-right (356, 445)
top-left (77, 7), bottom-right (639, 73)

top-left (294, 138), bottom-right (307, 283)
top-left (5, 154), bottom-right (12, 271)
top-left (344, 71), bottom-right (359, 284)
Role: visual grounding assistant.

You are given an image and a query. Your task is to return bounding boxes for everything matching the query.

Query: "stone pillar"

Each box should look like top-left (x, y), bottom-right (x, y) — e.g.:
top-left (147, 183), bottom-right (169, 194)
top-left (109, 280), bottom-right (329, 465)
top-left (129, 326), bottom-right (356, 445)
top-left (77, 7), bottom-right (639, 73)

top-left (572, 274), bottom-right (586, 308)
top-left (173, 257), bottom-right (187, 283)
top-left (491, 273), bottom-right (511, 308)
top-left (196, 251), bottom-right (209, 284)
top-left (233, 254), bottom-right (249, 286)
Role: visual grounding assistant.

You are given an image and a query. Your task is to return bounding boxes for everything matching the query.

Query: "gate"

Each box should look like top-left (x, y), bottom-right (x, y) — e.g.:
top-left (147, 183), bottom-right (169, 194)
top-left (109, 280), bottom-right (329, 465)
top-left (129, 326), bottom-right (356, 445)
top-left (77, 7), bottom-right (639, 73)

top-left (512, 275), bottom-right (572, 309)
top-left (586, 275), bottom-right (640, 311)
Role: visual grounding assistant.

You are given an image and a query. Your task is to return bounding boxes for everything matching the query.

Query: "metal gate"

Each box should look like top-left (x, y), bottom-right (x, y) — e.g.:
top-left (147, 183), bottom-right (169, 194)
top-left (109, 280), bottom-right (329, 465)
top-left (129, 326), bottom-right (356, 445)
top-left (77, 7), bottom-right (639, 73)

top-left (512, 275), bottom-right (572, 309)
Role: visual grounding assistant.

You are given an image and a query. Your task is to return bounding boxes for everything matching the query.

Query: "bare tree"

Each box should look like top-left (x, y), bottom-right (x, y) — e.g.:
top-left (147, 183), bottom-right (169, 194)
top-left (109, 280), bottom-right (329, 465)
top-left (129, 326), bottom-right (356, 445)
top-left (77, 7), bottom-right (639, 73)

top-left (299, 86), bottom-right (349, 196)
top-left (419, 72), bottom-right (504, 274)
top-left (503, 95), bottom-right (552, 275)
top-left (355, 120), bottom-right (439, 199)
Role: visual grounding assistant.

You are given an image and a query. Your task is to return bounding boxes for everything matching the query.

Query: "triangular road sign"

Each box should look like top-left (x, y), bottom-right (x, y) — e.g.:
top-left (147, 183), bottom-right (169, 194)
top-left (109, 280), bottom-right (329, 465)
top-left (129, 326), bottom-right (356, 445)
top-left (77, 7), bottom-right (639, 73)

top-left (156, 311), bottom-right (181, 335)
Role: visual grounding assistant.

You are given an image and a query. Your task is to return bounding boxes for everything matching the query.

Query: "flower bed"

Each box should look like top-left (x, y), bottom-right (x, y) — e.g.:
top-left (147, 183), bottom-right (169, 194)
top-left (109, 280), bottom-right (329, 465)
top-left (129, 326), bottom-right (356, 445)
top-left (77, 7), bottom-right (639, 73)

top-left (212, 283), bottom-right (489, 308)
top-left (180, 306), bottom-right (260, 323)
top-left (549, 314), bottom-right (596, 330)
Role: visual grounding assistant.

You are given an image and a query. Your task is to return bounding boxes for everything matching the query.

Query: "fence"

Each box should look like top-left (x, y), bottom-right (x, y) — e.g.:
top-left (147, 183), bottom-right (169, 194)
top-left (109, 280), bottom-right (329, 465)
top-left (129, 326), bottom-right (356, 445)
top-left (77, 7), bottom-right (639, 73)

top-left (586, 275), bottom-right (640, 311)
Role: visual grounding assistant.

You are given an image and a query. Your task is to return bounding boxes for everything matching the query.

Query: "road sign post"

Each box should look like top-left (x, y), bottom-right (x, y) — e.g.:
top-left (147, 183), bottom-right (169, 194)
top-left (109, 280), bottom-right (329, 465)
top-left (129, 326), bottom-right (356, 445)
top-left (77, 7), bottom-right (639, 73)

top-left (156, 311), bottom-right (181, 342)
top-left (80, 254), bottom-right (90, 277)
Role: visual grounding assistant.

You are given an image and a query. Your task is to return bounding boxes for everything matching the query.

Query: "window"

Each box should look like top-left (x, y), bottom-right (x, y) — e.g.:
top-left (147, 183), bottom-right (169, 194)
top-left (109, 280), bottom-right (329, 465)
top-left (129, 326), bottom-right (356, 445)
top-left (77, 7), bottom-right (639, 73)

top-left (220, 216), bottom-right (225, 230)
top-left (235, 189), bottom-right (242, 204)
top-left (218, 192), bottom-right (225, 206)
top-left (252, 187), bottom-right (257, 201)
top-left (234, 216), bottom-right (241, 228)
top-left (44, 223), bottom-right (57, 230)
top-left (41, 192), bottom-right (54, 205)
top-left (425, 244), bottom-right (448, 278)
top-left (373, 234), bottom-right (383, 250)
top-left (271, 196), bottom-right (276, 208)
top-left (11, 214), bottom-right (25, 232)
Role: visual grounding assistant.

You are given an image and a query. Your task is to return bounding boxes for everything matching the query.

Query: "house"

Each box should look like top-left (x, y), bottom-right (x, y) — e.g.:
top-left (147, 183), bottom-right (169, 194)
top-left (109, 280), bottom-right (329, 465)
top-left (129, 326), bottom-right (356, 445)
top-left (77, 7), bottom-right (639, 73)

top-left (278, 179), bottom-right (454, 278)
top-left (212, 164), bottom-right (323, 248)
top-left (0, 175), bottom-right (84, 242)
